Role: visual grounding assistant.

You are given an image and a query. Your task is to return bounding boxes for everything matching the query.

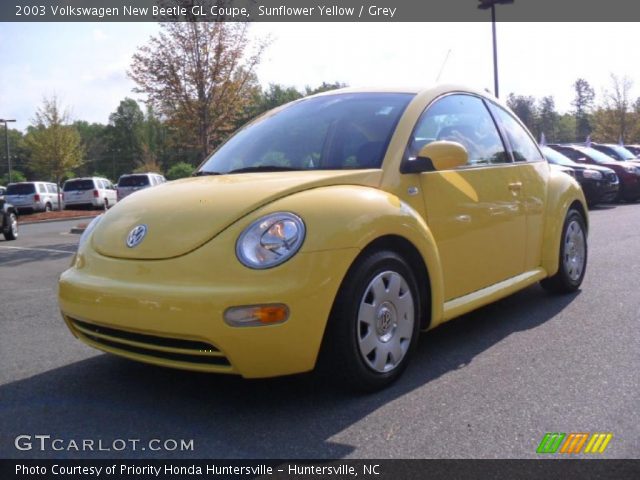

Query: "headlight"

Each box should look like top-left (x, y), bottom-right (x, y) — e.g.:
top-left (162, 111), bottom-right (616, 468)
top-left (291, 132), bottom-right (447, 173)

top-left (236, 212), bottom-right (305, 269)
top-left (78, 214), bottom-right (103, 249)
top-left (582, 169), bottom-right (603, 180)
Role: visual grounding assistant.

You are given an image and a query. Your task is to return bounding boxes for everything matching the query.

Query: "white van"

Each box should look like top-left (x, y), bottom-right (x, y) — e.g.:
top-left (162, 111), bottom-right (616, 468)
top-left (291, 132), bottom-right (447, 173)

top-left (116, 173), bottom-right (166, 201)
top-left (63, 177), bottom-right (117, 209)
top-left (5, 181), bottom-right (61, 212)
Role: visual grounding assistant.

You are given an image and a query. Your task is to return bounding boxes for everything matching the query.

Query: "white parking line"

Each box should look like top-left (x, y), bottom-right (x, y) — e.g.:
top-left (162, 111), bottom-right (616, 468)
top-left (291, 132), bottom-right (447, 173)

top-left (0, 245), bottom-right (75, 254)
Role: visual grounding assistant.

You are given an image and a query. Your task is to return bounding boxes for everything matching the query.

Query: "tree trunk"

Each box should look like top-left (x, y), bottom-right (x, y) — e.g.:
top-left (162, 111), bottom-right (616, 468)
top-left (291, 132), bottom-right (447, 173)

top-left (56, 175), bottom-right (62, 211)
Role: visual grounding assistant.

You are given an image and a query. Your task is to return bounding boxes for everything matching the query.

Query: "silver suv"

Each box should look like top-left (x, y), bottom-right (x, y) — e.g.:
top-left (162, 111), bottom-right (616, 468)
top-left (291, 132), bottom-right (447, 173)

top-left (5, 181), bottom-right (61, 213)
top-left (116, 173), bottom-right (166, 201)
top-left (63, 177), bottom-right (117, 209)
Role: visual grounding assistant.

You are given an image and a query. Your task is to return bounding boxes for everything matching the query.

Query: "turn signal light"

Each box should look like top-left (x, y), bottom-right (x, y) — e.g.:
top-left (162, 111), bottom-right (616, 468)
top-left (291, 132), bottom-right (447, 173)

top-left (224, 304), bottom-right (289, 327)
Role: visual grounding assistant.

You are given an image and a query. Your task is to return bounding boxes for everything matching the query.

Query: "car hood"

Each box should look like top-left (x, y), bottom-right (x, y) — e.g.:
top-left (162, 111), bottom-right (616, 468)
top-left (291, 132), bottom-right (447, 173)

top-left (92, 170), bottom-right (381, 260)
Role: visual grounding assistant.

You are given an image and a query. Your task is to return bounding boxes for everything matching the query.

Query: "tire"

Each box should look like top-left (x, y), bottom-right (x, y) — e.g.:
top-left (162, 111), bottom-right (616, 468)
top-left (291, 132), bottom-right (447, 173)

top-left (540, 209), bottom-right (587, 294)
top-left (320, 250), bottom-right (421, 392)
top-left (4, 213), bottom-right (18, 241)
top-left (104, 198), bottom-right (109, 210)
top-left (45, 203), bottom-right (52, 212)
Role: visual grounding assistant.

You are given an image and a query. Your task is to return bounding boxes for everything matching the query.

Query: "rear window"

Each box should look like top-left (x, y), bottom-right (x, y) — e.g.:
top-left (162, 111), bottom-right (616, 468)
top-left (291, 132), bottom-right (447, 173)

top-left (7, 183), bottom-right (36, 195)
top-left (118, 175), bottom-right (150, 187)
top-left (64, 179), bottom-right (95, 191)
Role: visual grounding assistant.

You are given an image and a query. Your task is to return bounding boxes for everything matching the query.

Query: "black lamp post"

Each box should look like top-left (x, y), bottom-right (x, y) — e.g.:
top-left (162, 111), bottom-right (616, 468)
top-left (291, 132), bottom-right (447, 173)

top-left (477, 0), bottom-right (514, 98)
top-left (0, 119), bottom-right (16, 183)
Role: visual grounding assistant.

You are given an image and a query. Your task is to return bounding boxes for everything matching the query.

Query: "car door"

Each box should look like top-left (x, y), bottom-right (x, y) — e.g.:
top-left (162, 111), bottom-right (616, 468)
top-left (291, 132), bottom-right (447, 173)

top-left (486, 102), bottom-right (549, 272)
top-left (408, 93), bottom-right (527, 301)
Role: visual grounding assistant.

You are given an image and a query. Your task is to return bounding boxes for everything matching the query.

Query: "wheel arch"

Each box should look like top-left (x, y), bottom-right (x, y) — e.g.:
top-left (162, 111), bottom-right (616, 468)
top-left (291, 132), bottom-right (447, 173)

top-left (254, 184), bottom-right (446, 328)
top-left (351, 234), bottom-right (433, 330)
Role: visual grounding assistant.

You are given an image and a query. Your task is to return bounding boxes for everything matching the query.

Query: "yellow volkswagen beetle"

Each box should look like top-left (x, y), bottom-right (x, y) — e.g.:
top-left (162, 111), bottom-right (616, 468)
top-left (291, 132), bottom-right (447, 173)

top-left (59, 85), bottom-right (588, 390)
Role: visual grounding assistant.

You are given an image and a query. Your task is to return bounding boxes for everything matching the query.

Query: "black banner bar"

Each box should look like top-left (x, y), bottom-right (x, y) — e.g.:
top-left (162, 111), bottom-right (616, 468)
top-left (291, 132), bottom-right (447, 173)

top-left (2, 459), bottom-right (640, 480)
top-left (3, 0), bottom-right (640, 22)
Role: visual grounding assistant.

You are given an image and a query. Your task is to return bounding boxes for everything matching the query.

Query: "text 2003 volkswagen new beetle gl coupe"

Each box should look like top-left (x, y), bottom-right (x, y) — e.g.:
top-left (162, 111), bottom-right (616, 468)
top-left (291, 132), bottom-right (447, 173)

top-left (59, 85), bottom-right (588, 391)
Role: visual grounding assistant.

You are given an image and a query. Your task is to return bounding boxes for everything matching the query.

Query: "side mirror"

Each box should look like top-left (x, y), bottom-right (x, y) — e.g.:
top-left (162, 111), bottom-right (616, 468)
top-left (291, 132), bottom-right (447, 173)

top-left (402, 141), bottom-right (468, 173)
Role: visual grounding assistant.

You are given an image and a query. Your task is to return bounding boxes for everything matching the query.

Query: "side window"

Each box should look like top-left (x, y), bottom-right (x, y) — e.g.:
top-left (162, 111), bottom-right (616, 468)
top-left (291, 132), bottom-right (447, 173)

top-left (38, 184), bottom-right (46, 193)
top-left (46, 184), bottom-right (56, 194)
top-left (407, 94), bottom-right (508, 166)
top-left (488, 103), bottom-right (544, 162)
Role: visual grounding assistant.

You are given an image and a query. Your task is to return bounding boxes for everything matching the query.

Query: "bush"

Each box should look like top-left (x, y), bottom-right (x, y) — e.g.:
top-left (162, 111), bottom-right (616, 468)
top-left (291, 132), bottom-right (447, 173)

top-left (1, 170), bottom-right (27, 184)
top-left (166, 162), bottom-right (195, 180)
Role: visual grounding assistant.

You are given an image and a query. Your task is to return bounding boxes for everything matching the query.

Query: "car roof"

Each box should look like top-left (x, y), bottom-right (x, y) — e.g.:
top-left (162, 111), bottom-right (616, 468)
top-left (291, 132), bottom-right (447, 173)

top-left (119, 172), bottom-right (162, 177)
top-left (312, 84), bottom-right (499, 102)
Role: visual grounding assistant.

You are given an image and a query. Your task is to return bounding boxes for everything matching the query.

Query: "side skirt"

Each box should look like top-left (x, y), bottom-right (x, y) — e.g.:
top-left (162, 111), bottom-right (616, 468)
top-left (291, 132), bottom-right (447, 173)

top-left (439, 268), bottom-right (548, 324)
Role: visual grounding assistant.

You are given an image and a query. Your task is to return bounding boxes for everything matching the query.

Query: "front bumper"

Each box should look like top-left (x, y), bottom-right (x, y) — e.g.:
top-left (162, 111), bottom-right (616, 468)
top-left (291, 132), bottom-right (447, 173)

top-left (59, 241), bottom-right (358, 378)
top-left (580, 179), bottom-right (619, 204)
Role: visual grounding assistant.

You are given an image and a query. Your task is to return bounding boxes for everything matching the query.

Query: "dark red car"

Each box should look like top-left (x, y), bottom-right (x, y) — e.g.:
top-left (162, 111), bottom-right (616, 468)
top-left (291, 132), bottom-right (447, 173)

top-left (547, 144), bottom-right (640, 202)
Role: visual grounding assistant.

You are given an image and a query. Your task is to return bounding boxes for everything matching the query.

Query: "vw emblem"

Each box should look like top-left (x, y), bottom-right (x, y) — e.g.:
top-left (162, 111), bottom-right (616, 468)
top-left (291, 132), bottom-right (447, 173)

top-left (126, 224), bottom-right (147, 248)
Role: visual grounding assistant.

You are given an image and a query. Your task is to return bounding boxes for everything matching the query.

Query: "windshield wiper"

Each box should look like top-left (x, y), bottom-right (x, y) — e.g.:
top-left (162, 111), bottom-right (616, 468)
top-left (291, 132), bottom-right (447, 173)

top-left (225, 165), bottom-right (302, 174)
top-left (193, 171), bottom-right (222, 176)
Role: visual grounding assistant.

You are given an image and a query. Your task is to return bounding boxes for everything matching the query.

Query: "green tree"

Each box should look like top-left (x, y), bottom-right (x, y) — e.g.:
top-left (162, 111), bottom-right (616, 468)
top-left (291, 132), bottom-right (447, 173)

top-left (1, 169), bottom-right (26, 184)
top-left (556, 114), bottom-right (577, 143)
top-left (129, 22), bottom-right (268, 161)
top-left (537, 96), bottom-right (559, 142)
top-left (73, 121), bottom-right (108, 177)
top-left (166, 161), bottom-right (194, 180)
top-left (24, 96), bottom-right (83, 209)
top-left (507, 93), bottom-right (539, 138)
top-left (305, 81), bottom-right (347, 95)
top-left (103, 98), bottom-right (145, 178)
top-left (572, 78), bottom-right (595, 141)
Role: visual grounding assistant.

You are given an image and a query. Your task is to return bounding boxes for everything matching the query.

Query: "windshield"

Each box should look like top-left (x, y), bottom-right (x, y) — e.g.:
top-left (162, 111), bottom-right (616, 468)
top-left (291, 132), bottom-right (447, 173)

top-left (198, 93), bottom-right (414, 174)
top-left (118, 175), bottom-right (150, 187)
top-left (576, 147), bottom-right (619, 165)
top-left (64, 179), bottom-right (94, 191)
top-left (608, 145), bottom-right (637, 160)
top-left (542, 147), bottom-right (576, 167)
top-left (6, 183), bottom-right (36, 195)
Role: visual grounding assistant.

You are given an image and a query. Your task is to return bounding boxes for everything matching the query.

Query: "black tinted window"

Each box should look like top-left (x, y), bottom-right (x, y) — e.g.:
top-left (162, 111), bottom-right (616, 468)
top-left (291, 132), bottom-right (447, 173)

top-left (118, 175), bottom-right (150, 187)
top-left (64, 180), bottom-right (94, 191)
top-left (7, 184), bottom-right (35, 195)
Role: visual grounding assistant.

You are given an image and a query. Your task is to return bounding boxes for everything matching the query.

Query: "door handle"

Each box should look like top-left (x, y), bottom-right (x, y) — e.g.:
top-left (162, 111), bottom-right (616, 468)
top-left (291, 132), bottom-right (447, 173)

top-left (508, 181), bottom-right (523, 192)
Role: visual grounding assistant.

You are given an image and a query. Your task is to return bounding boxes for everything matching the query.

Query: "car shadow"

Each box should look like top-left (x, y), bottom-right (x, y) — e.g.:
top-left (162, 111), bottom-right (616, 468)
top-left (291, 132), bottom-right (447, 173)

top-left (0, 243), bottom-right (75, 266)
top-left (589, 204), bottom-right (617, 211)
top-left (0, 285), bottom-right (579, 459)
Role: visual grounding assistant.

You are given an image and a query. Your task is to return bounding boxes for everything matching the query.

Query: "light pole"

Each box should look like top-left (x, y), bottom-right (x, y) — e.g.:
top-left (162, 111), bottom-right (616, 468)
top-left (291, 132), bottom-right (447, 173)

top-left (0, 119), bottom-right (16, 183)
top-left (477, 0), bottom-right (514, 98)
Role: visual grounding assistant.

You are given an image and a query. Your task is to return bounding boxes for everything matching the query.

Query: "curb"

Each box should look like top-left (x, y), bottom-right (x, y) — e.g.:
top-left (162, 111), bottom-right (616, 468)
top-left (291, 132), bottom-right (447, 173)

top-left (18, 215), bottom-right (99, 225)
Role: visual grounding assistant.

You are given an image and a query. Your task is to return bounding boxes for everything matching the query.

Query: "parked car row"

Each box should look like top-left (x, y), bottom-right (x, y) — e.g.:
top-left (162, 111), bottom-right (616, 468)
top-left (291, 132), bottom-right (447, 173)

top-left (2, 172), bottom-right (166, 214)
top-left (542, 143), bottom-right (640, 205)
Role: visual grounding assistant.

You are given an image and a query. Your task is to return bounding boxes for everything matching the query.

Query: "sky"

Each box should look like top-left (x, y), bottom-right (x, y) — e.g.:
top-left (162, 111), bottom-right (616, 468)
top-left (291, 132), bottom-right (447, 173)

top-left (1, 22), bottom-right (639, 131)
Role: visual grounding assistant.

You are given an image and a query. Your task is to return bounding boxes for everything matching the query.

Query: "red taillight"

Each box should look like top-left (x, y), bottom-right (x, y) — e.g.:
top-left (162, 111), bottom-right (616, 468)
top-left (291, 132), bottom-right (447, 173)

top-left (93, 189), bottom-right (99, 198)
top-left (34, 194), bottom-right (40, 202)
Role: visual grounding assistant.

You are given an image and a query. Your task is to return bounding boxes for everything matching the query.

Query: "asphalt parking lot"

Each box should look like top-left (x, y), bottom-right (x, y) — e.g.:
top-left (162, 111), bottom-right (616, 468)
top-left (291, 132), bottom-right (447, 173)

top-left (0, 209), bottom-right (638, 459)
